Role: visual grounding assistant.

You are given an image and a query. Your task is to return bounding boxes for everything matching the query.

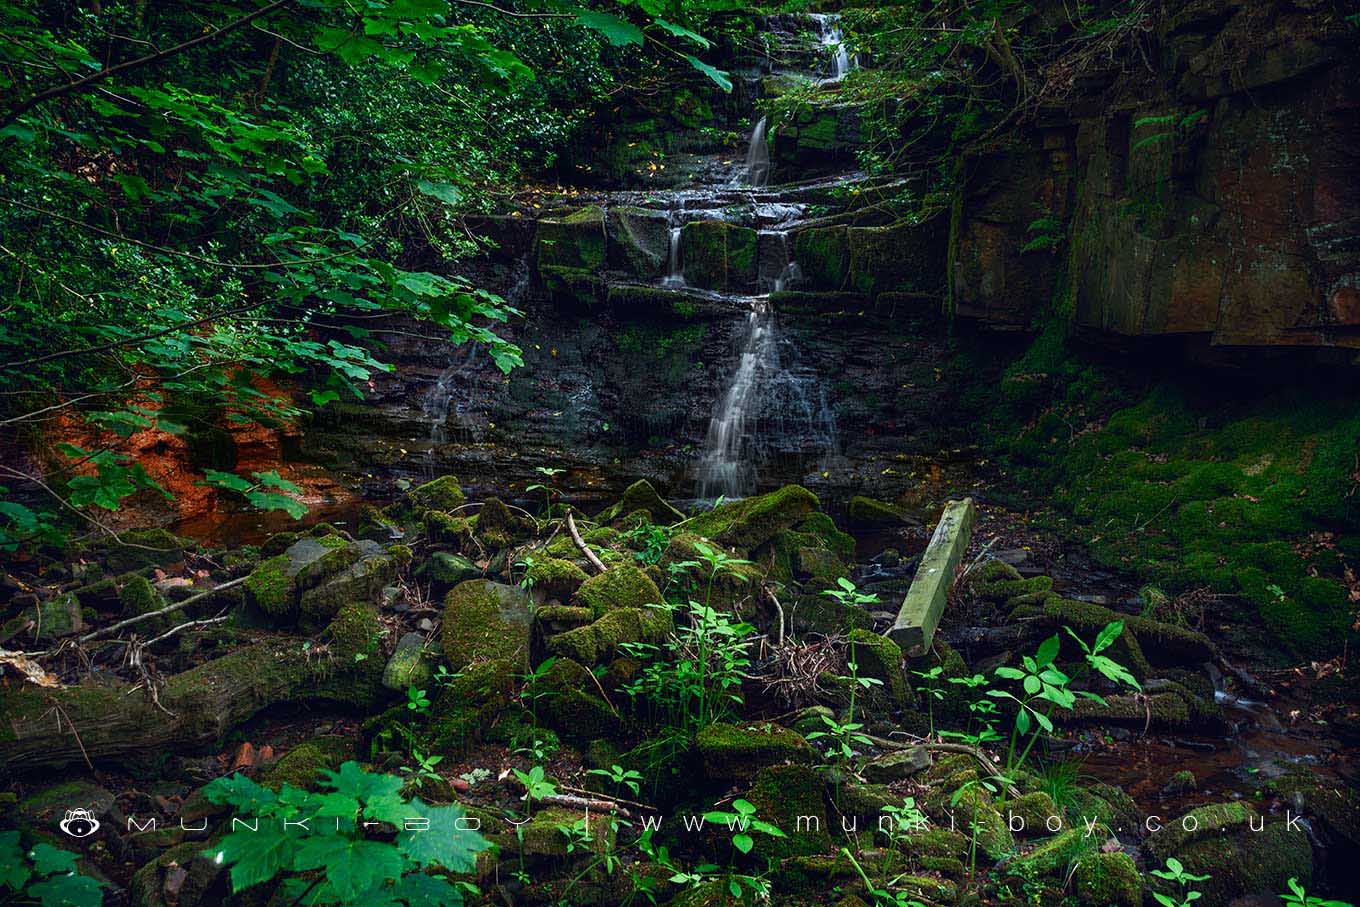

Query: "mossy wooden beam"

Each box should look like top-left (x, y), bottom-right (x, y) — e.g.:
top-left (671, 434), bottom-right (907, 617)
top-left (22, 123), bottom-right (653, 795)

top-left (889, 498), bottom-right (975, 655)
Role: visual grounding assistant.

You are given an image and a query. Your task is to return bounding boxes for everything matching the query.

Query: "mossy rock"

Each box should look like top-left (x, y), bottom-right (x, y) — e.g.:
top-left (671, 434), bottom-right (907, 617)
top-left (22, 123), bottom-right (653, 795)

top-left (1067, 682), bottom-right (1224, 732)
top-left (546, 606), bottom-right (671, 666)
top-left (789, 592), bottom-right (876, 636)
top-left (535, 205), bottom-right (607, 271)
top-left (475, 497), bottom-right (530, 549)
top-left (573, 564), bottom-right (663, 618)
top-left (1006, 791), bottom-right (1058, 837)
top-left (695, 721), bottom-right (815, 782)
top-left (524, 556), bottom-right (589, 601)
top-left (4, 592), bottom-right (85, 643)
top-left (1044, 596), bottom-right (1215, 668)
top-left (382, 631), bottom-right (435, 692)
top-left (927, 784), bottom-right (1014, 861)
top-left (440, 580), bottom-right (534, 672)
top-left (425, 511), bottom-right (475, 549)
top-left (594, 479), bottom-right (685, 526)
top-left (795, 512), bottom-right (857, 561)
top-left (680, 220), bottom-right (758, 293)
top-left (405, 475), bottom-right (466, 514)
top-left (792, 224), bottom-right (849, 289)
top-left (262, 736), bottom-right (354, 791)
top-left (418, 551), bottom-right (480, 586)
top-left (859, 747), bottom-right (930, 784)
top-left (847, 218), bottom-right (947, 298)
top-left (92, 528), bottom-right (192, 572)
top-left (524, 657), bottom-right (621, 745)
top-left (846, 629), bottom-right (912, 708)
top-left (427, 658), bottom-right (515, 755)
top-left (118, 575), bottom-right (167, 635)
top-left (541, 265), bottom-right (605, 307)
top-left (606, 206), bottom-right (669, 278)
top-left (1148, 807), bottom-right (1312, 907)
top-left (245, 553), bottom-right (295, 620)
top-left (847, 496), bottom-right (912, 530)
top-left (679, 485), bottom-right (820, 553)
top-left (1009, 826), bottom-right (1098, 877)
top-left (746, 763), bottom-right (831, 859)
top-left (1072, 851), bottom-right (1140, 907)
top-left (298, 544), bottom-right (407, 629)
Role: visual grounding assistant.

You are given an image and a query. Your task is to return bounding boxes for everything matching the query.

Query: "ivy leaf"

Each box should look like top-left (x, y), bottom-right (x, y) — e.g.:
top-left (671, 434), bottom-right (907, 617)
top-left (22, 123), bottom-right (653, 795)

top-left (685, 55), bottom-right (731, 92)
top-left (574, 9), bottom-right (644, 47)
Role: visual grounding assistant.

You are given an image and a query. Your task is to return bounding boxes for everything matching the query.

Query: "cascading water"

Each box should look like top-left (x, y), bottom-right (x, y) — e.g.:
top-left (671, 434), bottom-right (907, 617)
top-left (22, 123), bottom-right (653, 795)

top-left (812, 13), bottom-right (856, 81)
top-left (662, 219), bottom-right (685, 287)
top-left (696, 301), bottom-right (777, 501)
top-left (740, 116), bottom-right (770, 188)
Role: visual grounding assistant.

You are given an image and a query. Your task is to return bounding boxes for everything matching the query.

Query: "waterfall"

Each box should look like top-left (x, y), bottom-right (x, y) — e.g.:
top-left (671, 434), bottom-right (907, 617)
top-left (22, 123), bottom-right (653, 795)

top-left (812, 14), bottom-right (856, 81)
top-left (696, 301), bottom-right (776, 501)
top-left (662, 221), bottom-right (685, 287)
top-left (742, 116), bottom-right (770, 188)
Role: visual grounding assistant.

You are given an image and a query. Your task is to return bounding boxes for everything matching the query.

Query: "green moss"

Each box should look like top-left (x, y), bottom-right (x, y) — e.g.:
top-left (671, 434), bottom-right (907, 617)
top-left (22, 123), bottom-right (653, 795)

top-left (327, 600), bottom-right (383, 661)
top-left (419, 551), bottom-right (480, 586)
top-left (572, 564), bottom-right (662, 618)
top-left (680, 220), bottom-right (757, 292)
top-left (1009, 826), bottom-right (1097, 877)
top-left (524, 556), bottom-right (589, 601)
top-left (790, 591), bottom-right (876, 635)
top-left (746, 764), bottom-right (830, 859)
top-left (262, 738), bottom-right (351, 791)
top-left (535, 205), bottom-right (607, 271)
top-left (594, 479), bottom-right (686, 526)
top-left (1007, 791), bottom-right (1057, 834)
top-left (794, 512), bottom-right (857, 560)
top-left (1072, 851), bottom-right (1140, 907)
top-left (847, 495), bottom-right (910, 529)
top-left (792, 225), bottom-right (849, 289)
top-left (406, 475), bottom-right (466, 513)
top-left (524, 657), bottom-right (620, 745)
top-left (245, 554), bottom-right (295, 620)
top-left (93, 528), bottom-right (192, 572)
top-left (476, 496), bottom-right (528, 549)
top-left (846, 629), bottom-right (912, 708)
top-left (118, 575), bottom-right (163, 621)
top-left (546, 606), bottom-right (671, 665)
top-left (847, 219), bottom-right (947, 298)
top-left (427, 659), bottom-right (515, 755)
top-left (1144, 801), bottom-right (1253, 863)
top-left (678, 484), bottom-right (820, 552)
top-left (425, 511), bottom-right (475, 548)
top-left (694, 721), bottom-right (815, 782)
top-left (441, 579), bottom-right (534, 672)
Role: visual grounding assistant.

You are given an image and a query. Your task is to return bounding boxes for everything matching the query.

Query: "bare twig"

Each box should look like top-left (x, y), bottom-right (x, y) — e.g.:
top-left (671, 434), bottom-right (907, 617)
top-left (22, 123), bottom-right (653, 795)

top-left (566, 509), bottom-right (606, 575)
top-left (78, 576), bottom-right (248, 645)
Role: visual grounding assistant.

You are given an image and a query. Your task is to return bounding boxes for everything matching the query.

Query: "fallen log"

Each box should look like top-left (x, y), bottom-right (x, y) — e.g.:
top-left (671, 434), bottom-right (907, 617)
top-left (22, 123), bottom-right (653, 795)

top-left (0, 603), bottom-right (386, 774)
top-left (889, 498), bottom-right (975, 655)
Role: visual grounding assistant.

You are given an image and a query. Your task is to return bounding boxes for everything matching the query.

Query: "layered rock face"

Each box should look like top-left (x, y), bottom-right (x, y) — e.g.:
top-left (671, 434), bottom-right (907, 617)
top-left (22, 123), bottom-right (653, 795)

top-left (951, 0), bottom-right (1360, 355)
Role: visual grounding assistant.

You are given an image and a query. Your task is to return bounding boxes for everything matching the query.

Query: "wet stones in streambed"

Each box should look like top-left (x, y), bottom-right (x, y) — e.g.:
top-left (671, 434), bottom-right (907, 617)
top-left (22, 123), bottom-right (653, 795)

top-left (243, 534), bottom-right (407, 629)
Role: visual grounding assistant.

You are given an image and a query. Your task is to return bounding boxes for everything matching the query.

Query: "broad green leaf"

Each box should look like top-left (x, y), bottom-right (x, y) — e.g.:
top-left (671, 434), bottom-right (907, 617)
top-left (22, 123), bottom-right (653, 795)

top-left (575, 10), bottom-right (644, 47)
top-left (415, 180), bottom-right (463, 205)
top-left (28, 844), bottom-right (79, 876)
top-left (293, 836), bottom-right (404, 902)
top-left (685, 55), bottom-right (732, 92)
top-left (1034, 634), bottom-right (1060, 667)
top-left (26, 872), bottom-right (103, 907)
top-left (654, 18), bottom-right (710, 48)
top-left (212, 830), bottom-right (298, 893)
top-left (200, 469), bottom-right (254, 494)
top-left (398, 801), bottom-right (488, 871)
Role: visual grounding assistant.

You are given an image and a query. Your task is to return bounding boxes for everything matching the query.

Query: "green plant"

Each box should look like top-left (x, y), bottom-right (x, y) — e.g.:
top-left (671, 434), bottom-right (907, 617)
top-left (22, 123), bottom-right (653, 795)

top-left (512, 765), bottom-right (558, 807)
top-left (618, 521), bottom-right (673, 567)
top-left (1020, 215), bottom-right (1063, 254)
top-left (526, 466), bottom-right (566, 521)
top-left (841, 846), bottom-right (926, 907)
top-left (1280, 878), bottom-right (1353, 907)
top-left (912, 665), bottom-right (946, 735)
top-left (399, 749), bottom-right (444, 792)
top-left (700, 799), bottom-right (785, 898)
top-left (1064, 620), bottom-right (1142, 691)
top-left (1150, 857), bottom-right (1210, 907)
top-left (203, 761), bottom-right (488, 904)
top-left (406, 684), bottom-right (431, 714)
top-left (0, 833), bottom-right (103, 907)
top-left (587, 764), bottom-right (643, 797)
top-left (806, 712), bottom-right (874, 765)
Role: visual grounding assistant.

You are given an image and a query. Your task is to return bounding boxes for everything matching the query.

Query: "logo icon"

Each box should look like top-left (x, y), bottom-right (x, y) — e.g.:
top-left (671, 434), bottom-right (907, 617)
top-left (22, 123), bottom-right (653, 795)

top-left (59, 808), bottom-right (100, 838)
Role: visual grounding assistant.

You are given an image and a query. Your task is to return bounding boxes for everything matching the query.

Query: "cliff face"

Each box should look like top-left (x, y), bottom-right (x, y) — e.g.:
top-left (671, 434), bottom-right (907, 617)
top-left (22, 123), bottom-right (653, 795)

top-left (951, 0), bottom-right (1360, 357)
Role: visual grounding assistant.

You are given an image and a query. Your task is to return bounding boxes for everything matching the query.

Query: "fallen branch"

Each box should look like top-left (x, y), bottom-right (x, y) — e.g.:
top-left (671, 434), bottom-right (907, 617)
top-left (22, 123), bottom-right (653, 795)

top-left (866, 735), bottom-right (1020, 797)
top-left (78, 576), bottom-right (248, 645)
top-left (559, 784), bottom-right (655, 813)
top-left (565, 509), bottom-right (606, 575)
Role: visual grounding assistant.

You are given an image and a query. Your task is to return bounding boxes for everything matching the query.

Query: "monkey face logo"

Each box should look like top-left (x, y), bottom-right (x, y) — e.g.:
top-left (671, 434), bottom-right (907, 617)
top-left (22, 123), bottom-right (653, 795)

top-left (59, 808), bottom-right (100, 838)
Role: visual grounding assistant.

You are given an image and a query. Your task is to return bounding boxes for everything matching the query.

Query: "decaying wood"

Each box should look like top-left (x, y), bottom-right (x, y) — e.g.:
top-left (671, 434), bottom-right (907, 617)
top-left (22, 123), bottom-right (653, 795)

top-left (79, 575), bottom-right (248, 645)
top-left (565, 509), bottom-right (606, 574)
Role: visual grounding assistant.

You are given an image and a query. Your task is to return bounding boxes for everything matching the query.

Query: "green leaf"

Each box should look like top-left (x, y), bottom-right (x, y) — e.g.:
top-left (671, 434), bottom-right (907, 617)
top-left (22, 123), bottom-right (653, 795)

top-left (26, 872), bottom-right (103, 907)
top-left (1035, 634), bottom-right (1060, 667)
top-left (201, 469), bottom-right (254, 494)
top-left (415, 180), bottom-right (463, 205)
top-left (28, 844), bottom-right (79, 876)
top-left (0, 831), bottom-right (31, 890)
top-left (574, 10), bottom-right (644, 47)
top-left (653, 18), bottom-right (710, 48)
top-left (244, 491), bottom-right (307, 519)
top-left (732, 833), bottom-right (753, 854)
top-left (685, 55), bottom-right (732, 92)
top-left (212, 829), bottom-right (298, 893)
top-left (398, 801), bottom-right (488, 872)
top-left (293, 836), bottom-right (404, 901)
top-left (1092, 620), bottom-right (1124, 655)
top-left (254, 471), bottom-right (302, 494)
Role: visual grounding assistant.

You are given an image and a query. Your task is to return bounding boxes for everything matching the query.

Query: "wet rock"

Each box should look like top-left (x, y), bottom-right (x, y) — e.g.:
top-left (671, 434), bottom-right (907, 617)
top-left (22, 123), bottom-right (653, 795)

top-left (680, 220), bottom-right (758, 293)
top-left (441, 579), bottom-right (534, 672)
top-left (522, 556), bottom-right (589, 601)
top-left (404, 475), bottom-right (466, 513)
top-left (545, 605), bottom-right (670, 666)
top-left (382, 631), bottom-right (435, 692)
top-left (847, 495), bottom-right (915, 530)
top-left (535, 205), bottom-right (607, 272)
top-left (522, 657), bottom-right (620, 745)
top-left (606, 206), bottom-right (669, 279)
top-left (1162, 769), bottom-right (1198, 797)
top-left (3, 592), bottom-right (84, 643)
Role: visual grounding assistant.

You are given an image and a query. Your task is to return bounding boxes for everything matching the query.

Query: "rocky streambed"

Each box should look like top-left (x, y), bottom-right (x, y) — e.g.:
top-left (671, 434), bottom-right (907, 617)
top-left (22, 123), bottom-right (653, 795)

top-left (2, 476), bottom-right (1356, 907)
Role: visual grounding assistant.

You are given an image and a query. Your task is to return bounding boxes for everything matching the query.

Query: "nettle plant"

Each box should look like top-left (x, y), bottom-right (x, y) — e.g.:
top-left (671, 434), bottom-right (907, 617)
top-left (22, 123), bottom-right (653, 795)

top-left (203, 761), bottom-right (488, 906)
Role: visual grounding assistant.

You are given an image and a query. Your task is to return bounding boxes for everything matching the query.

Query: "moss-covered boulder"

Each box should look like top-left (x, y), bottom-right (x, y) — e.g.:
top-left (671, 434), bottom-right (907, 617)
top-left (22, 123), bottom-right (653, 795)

top-left (405, 475), bottom-right (466, 513)
top-left (261, 736), bottom-right (354, 791)
top-left (441, 580), bottom-right (535, 672)
top-left (546, 606), bottom-right (671, 666)
top-left (1008, 826), bottom-right (1093, 877)
top-left (3, 592), bottom-right (85, 643)
top-left (524, 556), bottom-right (589, 601)
top-left (298, 543), bottom-right (408, 629)
top-left (425, 511), bottom-right (475, 549)
top-left (118, 575), bottom-right (167, 635)
top-left (860, 747), bottom-right (930, 784)
top-left (846, 629), bottom-right (912, 708)
top-left (426, 658), bottom-right (515, 755)
top-left (695, 722), bottom-right (815, 782)
top-left (91, 528), bottom-right (192, 573)
top-left (679, 484), bottom-right (820, 552)
top-left (245, 553), bottom-right (295, 620)
top-left (681, 220), bottom-right (757, 293)
top-left (382, 631), bottom-right (435, 692)
top-left (1045, 596), bottom-right (1215, 668)
top-left (573, 564), bottom-right (662, 617)
top-left (536, 205), bottom-right (607, 272)
top-left (1146, 802), bottom-right (1312, 907)
top-left (418, 551), bottom-right (480, 586)
top-left (475, 496), bottom-right (530, 549)
top-left (746, 764), bottom-right (831, 859)
top-left (846, 218), bottom-right (948, 298)
top-left (792, 224), bottom-right (849, 289)
top-left (1073, 851), bottom-right (1140, 907)
top-left (523, 657), bottom-right (621, 745)
top-left (789, 591), bottom-right (876, 636)
top-left (594, 479), bottom-right (685, 526)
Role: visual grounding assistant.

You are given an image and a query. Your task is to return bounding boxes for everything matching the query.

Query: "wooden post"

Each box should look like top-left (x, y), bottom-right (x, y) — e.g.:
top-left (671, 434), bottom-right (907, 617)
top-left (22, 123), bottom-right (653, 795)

top-left (889, 498), bottom-right (975, 655)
